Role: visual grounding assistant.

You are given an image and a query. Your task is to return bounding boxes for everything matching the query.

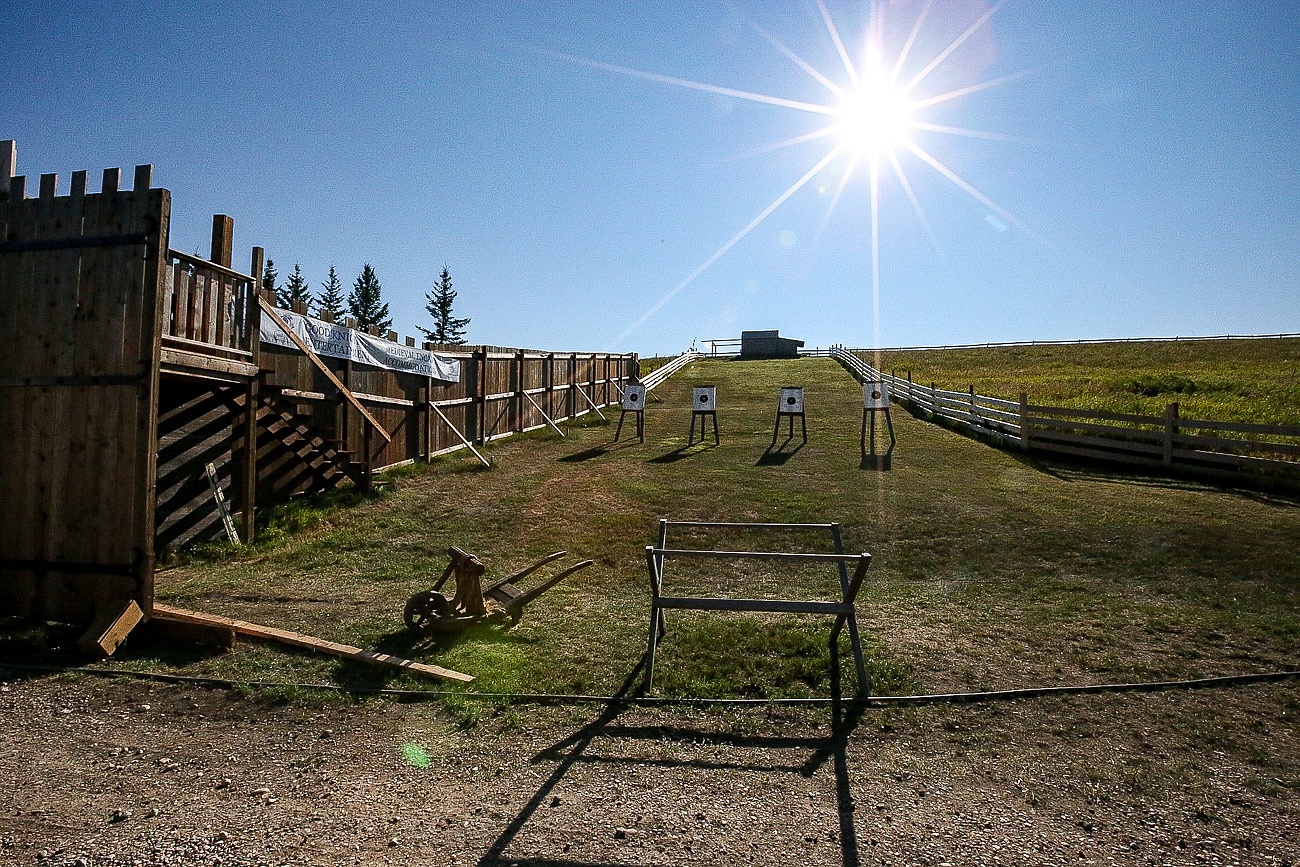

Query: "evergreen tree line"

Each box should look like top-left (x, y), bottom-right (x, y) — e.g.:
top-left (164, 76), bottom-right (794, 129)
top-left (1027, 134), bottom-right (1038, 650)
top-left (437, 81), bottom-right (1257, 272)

top-left (261, 260), bottom-right (469, 345)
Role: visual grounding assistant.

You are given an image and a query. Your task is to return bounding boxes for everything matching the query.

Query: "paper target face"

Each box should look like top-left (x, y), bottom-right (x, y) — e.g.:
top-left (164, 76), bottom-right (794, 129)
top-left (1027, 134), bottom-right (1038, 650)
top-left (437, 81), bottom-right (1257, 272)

top-left (622, 385), bottom-right (646, 410)
top-left (863, 381), bottom-right (890, 409)
top-left (778, 386), bottom-right (804, 414)
top-left (693, 385), bottom-right (716, 409)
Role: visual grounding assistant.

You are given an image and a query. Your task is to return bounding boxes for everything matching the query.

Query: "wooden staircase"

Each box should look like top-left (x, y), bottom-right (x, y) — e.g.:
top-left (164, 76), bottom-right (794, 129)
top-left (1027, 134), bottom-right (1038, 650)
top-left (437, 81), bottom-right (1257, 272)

top-left (251, 392), bottom-right (368, 497)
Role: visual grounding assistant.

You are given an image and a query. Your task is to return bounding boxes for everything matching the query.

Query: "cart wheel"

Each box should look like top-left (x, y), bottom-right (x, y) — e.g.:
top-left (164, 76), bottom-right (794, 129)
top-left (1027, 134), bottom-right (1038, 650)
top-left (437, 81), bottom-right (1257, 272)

top-left (404, 590), bottom-right (450, 630)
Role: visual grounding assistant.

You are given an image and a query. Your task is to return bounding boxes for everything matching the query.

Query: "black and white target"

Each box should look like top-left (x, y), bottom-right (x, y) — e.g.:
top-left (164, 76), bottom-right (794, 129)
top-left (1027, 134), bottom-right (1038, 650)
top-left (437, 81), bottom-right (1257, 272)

top-left (778, 386), bottom-right (804, 414)
top-left (622, 384), bottom-right (646, 410)
top-left (863, 381), bottom-right (889, 409)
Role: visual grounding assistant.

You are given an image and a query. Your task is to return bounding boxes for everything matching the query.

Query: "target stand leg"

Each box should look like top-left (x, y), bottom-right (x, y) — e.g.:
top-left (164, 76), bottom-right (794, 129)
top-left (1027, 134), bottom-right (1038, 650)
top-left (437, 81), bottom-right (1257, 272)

top-left (616, 409), bottom-right (644, 443)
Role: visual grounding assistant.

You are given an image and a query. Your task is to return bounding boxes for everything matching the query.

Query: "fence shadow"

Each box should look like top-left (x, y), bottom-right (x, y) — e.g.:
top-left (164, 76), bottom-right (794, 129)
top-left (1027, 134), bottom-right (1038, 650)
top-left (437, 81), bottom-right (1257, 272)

top-left (1008, 451), bottom-right (1300, 507)
top-left (475, 662), bottom-right (865, 867)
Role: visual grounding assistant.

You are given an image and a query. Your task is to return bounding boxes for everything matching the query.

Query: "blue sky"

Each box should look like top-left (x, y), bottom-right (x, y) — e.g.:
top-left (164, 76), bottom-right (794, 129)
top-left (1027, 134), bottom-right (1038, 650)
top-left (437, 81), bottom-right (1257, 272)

top-left (4, 1), bottom-right (1297, 355)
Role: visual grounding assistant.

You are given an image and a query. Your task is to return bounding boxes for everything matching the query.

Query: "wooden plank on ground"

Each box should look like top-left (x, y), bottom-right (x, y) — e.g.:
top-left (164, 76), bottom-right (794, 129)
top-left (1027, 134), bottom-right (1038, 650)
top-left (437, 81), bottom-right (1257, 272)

top-left (150, 603), bottom-right (474, 683)
top-left (77, 599), bottom-right (144, 656)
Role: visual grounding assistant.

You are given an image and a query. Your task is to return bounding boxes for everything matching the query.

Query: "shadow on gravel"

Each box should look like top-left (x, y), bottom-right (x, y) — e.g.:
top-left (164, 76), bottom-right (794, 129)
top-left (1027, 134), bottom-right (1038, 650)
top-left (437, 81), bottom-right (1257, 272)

top-left (476, 657), bottom-right (866, 867)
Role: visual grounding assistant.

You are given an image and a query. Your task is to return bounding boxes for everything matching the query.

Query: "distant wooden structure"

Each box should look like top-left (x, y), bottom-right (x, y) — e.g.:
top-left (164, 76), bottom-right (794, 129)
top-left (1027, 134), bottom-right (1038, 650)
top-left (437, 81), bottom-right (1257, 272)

top-left (741, 329), bottom-right (804, 359)
top-left (0, 141), bottom-right (636, 632)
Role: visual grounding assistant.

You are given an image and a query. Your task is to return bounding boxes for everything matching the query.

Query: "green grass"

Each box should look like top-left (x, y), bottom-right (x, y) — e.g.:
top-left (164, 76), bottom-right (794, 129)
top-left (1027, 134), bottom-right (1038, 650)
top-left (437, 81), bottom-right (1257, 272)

top-left (870, 337), bottom-right (1300, 424)
top-left (9, 348), bottom-right (1297, 718)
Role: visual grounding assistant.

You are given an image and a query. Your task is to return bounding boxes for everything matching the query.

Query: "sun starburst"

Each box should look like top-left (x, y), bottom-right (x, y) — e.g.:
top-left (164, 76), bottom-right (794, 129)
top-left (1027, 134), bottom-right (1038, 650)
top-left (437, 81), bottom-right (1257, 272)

top-left (574, 0), bottom-right (1036, 349)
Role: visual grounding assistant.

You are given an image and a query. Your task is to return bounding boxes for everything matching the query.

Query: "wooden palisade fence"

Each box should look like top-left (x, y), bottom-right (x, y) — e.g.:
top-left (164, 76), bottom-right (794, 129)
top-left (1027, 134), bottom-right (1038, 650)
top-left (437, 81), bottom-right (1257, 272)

top-left (830, 345), bottom-right (1300, 488)
top-left (0, 141), bottom-right (635, 632)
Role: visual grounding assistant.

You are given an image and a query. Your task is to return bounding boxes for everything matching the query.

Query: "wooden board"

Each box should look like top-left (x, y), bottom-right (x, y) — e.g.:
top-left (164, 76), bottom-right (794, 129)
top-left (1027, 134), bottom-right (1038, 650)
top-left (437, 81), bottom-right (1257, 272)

top-left (77, 599), bottom-right (144, 657)
top-left (150, 603), bottom-right (473, 683)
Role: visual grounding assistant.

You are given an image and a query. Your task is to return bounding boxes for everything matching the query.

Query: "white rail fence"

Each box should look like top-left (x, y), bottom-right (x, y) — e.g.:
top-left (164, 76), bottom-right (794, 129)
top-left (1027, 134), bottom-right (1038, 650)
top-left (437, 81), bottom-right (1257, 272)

top-left (828, 346), bottom-right (1300, 486)
top-left (641, 350), bottom-right (701, 392)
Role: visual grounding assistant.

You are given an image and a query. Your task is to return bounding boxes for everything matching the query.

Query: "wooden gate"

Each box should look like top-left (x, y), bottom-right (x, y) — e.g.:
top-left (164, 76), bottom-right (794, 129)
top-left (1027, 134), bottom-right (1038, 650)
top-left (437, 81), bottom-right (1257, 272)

top-left (0, 151), bottom-right (169, 623)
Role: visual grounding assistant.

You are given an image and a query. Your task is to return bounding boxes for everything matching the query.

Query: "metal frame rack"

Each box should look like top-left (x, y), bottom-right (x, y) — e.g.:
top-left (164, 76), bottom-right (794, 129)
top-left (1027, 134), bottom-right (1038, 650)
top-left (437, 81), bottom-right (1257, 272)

top-left (642, 520), bottom-right (871, 697)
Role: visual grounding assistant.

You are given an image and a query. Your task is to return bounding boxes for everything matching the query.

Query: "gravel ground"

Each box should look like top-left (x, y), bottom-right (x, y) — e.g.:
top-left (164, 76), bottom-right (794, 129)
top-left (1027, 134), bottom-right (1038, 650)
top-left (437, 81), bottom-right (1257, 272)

top-left (1, 673), bottom-right (1296, 866)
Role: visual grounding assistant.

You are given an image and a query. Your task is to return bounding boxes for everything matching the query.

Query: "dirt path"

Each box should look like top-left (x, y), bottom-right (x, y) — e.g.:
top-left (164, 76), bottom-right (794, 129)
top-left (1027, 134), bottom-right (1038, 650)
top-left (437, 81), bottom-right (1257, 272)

top-left (2, 673), bottom-right (1295, 866)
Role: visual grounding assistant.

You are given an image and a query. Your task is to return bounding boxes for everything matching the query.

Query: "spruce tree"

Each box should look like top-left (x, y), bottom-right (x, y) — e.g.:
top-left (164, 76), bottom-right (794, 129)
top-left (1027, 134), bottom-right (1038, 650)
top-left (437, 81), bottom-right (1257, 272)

top-left (279, 263), bottom-right (312, 309)
top-left (347, 263), bottom-right (391, 332)
top-left (420, 265), bottom-right (470, 344)
top-left (316, 265), bottom-right (346, 320)
top-left (262, 259), bottom-right (279, 302)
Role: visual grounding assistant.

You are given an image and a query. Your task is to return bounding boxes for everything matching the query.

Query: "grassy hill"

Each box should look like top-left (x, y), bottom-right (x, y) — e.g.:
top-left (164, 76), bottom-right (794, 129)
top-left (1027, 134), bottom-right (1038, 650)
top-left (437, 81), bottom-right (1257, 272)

top-left (870, 336), bottom-right (1300, 424)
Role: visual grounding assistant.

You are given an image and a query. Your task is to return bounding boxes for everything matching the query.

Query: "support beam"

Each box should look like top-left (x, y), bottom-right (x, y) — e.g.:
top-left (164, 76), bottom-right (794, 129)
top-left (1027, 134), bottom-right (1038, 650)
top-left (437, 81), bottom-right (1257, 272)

top-left (258, 297), bottom-right (392, 442)
top-left (522, 390), bottom-right (565, 438)
top-left (430, 403), bottom-right (491, 467)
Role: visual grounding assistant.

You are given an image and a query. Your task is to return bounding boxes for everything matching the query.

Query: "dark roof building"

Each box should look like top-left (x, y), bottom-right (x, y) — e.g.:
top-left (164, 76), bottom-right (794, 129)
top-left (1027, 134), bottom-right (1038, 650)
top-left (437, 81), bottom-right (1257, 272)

top-left (740, 329), bottom-right (805, 359)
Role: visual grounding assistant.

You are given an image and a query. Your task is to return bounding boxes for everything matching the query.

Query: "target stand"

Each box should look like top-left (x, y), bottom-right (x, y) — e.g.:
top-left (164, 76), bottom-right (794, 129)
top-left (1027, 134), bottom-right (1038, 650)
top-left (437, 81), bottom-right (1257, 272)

top-left (861, 381), bottom-right (896, 470)
top-left (615, 384), bottom-right (646, 443)
top-left (688, 385), bottom-right (720, 446)
top-left (643, 520), bottom-right (872, 698)
top-left (771, 386), bottom-right (808, 445)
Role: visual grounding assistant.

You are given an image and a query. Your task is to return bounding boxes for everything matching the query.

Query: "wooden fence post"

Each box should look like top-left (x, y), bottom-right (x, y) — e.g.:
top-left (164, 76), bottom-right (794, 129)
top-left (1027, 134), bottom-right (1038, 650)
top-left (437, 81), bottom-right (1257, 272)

top-left (237, 244), bottom-right (264, 543)
top-left (1019, 392), bottom-right (1031, 452)
top-left (422, 377), bottom-right (432, 461)
top-left (1164, 402), bottom-right (1179, 468)
top-left (210, 215), bottom-right (234, 267)
top-left (475, 346), bottom-right (487, 444)
top-left (568, 352), bottom-right (577, 419)
top-left (515, 348), bottom-right (525, 433)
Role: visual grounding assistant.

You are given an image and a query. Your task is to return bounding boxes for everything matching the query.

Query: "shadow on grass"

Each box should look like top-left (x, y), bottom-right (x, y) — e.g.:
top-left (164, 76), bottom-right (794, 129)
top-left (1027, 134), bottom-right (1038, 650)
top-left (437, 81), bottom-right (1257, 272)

top-left (1008, 451), bottom-right (1300, 506)
top-left (558, 439), bottom-right (640, 463)
top-left (757, 437), bottom-right (805, 465)
top-left (475, 656), bottom-right (866, 867)
top-left (0, 619), bottom-right (231, 682)
top-left (329, 621), bottom-right (529, 695)
top-left (648, 443), bottom-right (714, 464)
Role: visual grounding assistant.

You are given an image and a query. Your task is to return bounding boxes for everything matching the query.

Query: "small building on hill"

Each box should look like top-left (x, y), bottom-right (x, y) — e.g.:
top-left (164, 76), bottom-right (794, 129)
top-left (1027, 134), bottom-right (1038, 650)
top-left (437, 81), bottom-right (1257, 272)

top-left (740, 330), bottom-right (805, 359)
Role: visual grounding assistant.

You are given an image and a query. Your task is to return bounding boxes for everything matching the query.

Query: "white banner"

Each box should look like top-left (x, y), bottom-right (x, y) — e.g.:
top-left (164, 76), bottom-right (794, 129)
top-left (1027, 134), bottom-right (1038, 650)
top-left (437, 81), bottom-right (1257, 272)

top-left (261, 310), bottom-right (461, 382)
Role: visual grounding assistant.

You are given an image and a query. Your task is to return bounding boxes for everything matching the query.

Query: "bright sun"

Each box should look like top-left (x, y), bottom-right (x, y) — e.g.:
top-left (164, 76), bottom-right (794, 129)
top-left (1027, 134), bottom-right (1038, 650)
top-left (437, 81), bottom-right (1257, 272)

top-left (834, 62), bottom-right (915, 160)
top-left (582, 1), bottom-right (1033, 349)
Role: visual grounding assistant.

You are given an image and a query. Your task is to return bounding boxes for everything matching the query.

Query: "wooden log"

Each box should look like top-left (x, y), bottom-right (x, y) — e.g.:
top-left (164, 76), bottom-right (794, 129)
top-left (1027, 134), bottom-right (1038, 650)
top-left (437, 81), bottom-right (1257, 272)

top-left (77, 599), bottom-right (144, 657)
top-left (150, 603), bottom-right (473, 683)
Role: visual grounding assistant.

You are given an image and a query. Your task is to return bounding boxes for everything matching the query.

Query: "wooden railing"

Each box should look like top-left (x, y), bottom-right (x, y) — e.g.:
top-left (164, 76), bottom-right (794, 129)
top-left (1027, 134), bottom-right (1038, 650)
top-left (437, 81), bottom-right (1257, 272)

top-left (830, 346), bottom-right (1300, 486)
top-left (161, 249), bottom-right (256, 356)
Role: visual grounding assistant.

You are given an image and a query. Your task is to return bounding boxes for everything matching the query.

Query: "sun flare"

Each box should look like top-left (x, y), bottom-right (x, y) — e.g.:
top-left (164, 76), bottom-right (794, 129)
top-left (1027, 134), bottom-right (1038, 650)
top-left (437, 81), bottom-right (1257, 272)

top-left (833, 61), bottom-right (915, 161)
top-left (583, 0), bottom-right (1034, 349)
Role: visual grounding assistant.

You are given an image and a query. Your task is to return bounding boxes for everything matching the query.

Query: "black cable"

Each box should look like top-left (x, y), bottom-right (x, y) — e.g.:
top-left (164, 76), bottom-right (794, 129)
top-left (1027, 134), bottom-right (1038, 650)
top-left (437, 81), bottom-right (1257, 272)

top-left (1, 661), bottom-right (1295, 707)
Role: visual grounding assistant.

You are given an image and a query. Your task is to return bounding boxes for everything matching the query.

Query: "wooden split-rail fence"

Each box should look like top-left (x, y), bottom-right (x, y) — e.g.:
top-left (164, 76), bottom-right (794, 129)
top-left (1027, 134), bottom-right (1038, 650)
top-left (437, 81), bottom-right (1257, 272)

top-left (830, 346), bottom-right (1300, 488)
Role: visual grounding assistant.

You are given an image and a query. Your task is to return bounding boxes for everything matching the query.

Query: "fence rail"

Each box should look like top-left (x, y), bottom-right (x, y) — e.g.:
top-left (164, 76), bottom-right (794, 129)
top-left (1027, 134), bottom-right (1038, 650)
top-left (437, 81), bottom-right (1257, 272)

top-left (829, 346), bottom-right (1300, 487)
top-left (641, 350), bottom-right (700, 391)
